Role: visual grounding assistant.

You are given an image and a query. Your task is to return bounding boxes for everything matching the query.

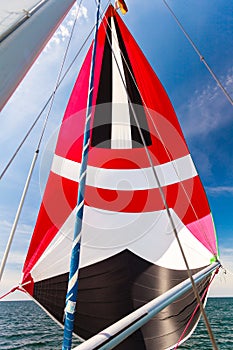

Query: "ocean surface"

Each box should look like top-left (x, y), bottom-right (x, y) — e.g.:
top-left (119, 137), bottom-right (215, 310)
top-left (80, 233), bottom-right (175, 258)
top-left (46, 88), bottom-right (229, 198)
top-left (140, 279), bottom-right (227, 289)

top-left (0, 298), bottom-right (232, 349)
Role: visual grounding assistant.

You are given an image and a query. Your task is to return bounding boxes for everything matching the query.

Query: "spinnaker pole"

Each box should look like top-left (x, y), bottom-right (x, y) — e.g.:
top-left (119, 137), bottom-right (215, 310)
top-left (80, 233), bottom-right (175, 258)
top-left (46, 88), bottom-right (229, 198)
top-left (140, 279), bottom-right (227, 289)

top-left (73, 262), bottom-right (220, 350)
top-left (62, 1), bottom-right (101, 349)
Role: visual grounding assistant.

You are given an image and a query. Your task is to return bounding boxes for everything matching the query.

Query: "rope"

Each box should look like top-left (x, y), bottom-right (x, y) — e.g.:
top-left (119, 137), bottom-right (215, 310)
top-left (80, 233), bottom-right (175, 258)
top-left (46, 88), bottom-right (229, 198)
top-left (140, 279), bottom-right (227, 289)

top-left (0, 285), bottom-right (26, 300)
top-left (62, 1), bottom-right (101, 349)
top-left (162, 0), bottom-right (233, 107)
top-left (0, 286), bottom-right (19, 300)
top-left (101, 8), bottom-right (219, 350)
top-left (174, 267), bottom-right (219, 349)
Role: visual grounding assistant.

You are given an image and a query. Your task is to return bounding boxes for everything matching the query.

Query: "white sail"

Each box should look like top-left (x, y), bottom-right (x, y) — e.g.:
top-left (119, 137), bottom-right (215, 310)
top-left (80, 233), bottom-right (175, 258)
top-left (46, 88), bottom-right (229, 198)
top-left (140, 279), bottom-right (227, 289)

top-left (0, 0), bottom-right (75, 111)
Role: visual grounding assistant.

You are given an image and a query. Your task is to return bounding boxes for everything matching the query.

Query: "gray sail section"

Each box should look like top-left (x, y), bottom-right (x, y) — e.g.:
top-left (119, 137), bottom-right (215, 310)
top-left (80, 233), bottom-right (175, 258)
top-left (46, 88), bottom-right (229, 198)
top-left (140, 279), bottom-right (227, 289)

top-left (0, 0), bottom-right (40, 37)
top-left (0, 0), bottom-right (75, 111)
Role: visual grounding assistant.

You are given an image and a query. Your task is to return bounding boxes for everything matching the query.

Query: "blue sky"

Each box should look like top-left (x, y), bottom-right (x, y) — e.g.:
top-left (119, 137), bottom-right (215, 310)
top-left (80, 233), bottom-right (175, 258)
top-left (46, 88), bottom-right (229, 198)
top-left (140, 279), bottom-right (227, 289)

top-left (0, 0), bottom-right (233, 300)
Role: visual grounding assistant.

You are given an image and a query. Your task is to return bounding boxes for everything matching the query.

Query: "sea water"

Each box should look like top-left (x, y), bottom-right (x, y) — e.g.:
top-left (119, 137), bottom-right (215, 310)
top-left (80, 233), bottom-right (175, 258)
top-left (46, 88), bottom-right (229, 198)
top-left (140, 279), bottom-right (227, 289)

top-left (0, 298), bottom-right (232, 349)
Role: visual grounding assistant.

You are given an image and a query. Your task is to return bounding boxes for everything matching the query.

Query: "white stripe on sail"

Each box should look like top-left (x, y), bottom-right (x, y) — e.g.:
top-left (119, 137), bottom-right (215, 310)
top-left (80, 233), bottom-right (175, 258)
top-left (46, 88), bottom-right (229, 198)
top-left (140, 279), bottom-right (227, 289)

top-left (51, 153), bottom-right (198, 190)
top-left (31, 206), bottom-right (212, 282)
top-left (111, 17), bottom-right (132, 149)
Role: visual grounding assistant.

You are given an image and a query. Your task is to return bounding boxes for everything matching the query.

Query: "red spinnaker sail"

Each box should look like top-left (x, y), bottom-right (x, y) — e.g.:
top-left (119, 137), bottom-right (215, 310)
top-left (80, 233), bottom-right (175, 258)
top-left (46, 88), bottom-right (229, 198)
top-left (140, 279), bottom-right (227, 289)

top-left (21, 6), bottom-right (218, 349)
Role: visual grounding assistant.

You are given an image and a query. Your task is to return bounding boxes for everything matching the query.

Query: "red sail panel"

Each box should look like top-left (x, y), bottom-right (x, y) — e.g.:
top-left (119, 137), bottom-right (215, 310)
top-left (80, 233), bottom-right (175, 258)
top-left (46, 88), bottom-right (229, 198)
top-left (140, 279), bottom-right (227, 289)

top-left (21, 5), bottom-right (218, 350)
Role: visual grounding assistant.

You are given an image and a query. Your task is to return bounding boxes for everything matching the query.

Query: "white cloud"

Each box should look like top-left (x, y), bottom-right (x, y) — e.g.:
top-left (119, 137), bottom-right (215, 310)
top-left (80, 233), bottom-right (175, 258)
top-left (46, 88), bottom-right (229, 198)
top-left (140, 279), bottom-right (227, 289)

top-left (179, 67), bottom-right (233, 138)
top-left (0, 218), bottom-right (33, 233)
top-left (176, 67), bottom-right (233, 181)
top-left (0, 219), bottom-right (33, 274)
top-left (206, 186), bottom-right (233, 195)
top-left (45, 4), bottom-right (88, 50)
top-left (0, 220), bottom-right (32, 255)
top-left (70, 3), bottom-right (88, 20)
top-left (219, 246), bottom-right (233, 269)
top-left (5, 251), bottom-right (27, 266)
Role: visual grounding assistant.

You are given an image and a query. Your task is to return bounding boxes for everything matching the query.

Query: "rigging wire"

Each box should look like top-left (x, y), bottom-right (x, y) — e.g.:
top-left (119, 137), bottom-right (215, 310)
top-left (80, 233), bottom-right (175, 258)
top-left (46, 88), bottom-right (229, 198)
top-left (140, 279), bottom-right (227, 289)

top-left (162, 0), bottom-right (233, 107)
top-left (100, 3), bottom-right (215, 256)
top-left (174, 267), bottom-right (219, 349)
top-left (0, 0), bottom-right (85, 281)
top-left (101, 5), bottom-right (216, 255)
top-left (62, 1), bottom-right (102, 349)
top-left (0, 1), bottom-right (112, 181)
top-left (113, 21), bottom-right (217, 252)
top-left (100, 4), bottom-right (216, 255)
top-left (100, 7), bottom-right (219, 350)
top-left (0, 18), bottom-right (93, 180)
top-left (37, 0), bottom-right (85, 150)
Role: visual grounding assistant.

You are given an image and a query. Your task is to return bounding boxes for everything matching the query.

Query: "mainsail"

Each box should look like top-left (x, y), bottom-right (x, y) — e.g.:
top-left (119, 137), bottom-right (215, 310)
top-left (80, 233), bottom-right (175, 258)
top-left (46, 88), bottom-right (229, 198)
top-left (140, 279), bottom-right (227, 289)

top-left (0, 0), bottom-right (76, 111)
top-left (21, 5), bottom-right (218, 349)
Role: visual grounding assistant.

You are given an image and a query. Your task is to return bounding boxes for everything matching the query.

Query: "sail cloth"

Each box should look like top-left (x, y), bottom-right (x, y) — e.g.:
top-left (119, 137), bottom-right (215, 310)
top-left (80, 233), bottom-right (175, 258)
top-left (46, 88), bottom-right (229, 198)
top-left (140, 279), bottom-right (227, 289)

top-left (0, 0), bottom-right (76, 110)
top-left (21, 5), bottom-right (218, 349)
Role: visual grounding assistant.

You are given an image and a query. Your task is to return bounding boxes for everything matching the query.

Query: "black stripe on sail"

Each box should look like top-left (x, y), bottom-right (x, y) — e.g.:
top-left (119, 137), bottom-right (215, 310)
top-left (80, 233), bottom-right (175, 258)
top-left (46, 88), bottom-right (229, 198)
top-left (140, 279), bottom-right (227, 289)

top-left (113, 17), bottom-right (152, 148)
top-left (33, 250), bottom-right (210, 350)
top-left (91, 14), bottom-right (152, 149)
top-left (91, 16), bottom-right (112, 148)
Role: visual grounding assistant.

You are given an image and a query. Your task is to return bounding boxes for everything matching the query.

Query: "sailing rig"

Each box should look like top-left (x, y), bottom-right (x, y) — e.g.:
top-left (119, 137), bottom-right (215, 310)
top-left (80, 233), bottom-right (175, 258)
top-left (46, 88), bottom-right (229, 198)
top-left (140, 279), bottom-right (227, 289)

top-left (3, 0), bottom-right (232, 349)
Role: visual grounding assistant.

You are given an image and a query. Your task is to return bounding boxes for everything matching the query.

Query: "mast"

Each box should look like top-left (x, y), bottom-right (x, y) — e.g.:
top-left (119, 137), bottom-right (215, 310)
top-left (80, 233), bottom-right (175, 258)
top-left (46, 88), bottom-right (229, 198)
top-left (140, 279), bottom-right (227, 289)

top-left (62, 1), bottom-right (101, 349)
top-left (0, 0), bottom-right (76, 111)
